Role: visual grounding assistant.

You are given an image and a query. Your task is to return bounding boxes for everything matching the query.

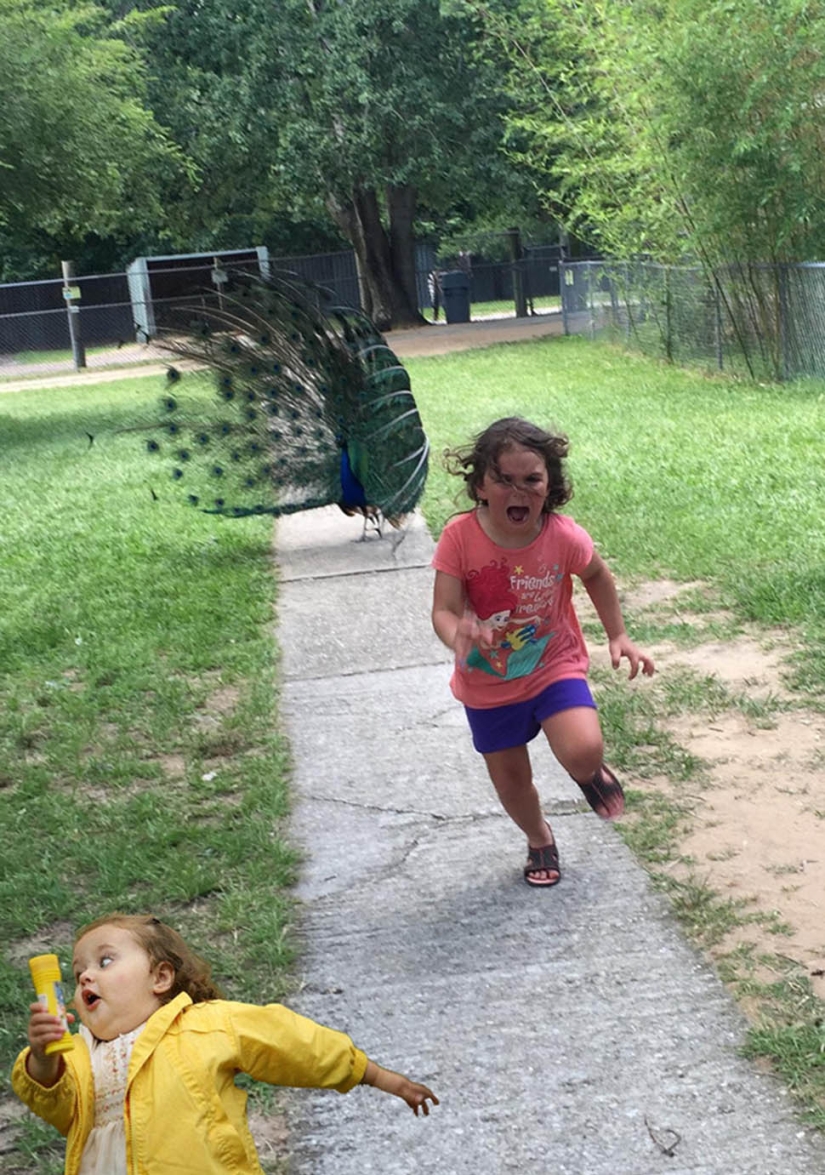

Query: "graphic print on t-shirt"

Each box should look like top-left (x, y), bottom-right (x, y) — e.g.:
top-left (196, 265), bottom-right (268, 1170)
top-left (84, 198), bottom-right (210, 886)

top-left (464, 555), bottom-right (566, 681)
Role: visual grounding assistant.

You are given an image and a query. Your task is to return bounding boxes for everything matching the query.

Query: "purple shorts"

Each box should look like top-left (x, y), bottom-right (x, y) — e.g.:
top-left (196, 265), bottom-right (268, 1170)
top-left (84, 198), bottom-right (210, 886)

top-left (464, 677), bottom-right (596, 755)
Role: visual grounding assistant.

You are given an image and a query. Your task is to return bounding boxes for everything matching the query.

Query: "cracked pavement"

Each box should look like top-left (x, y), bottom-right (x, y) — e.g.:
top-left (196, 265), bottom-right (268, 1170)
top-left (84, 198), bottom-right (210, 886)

top-left (273, 506), bottom-right (825, 1175)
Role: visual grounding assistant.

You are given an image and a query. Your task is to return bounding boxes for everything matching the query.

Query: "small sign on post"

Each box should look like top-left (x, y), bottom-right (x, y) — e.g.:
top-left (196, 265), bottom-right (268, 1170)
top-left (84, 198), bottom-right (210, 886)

top-left (61, 261), bottom-right (86, 370)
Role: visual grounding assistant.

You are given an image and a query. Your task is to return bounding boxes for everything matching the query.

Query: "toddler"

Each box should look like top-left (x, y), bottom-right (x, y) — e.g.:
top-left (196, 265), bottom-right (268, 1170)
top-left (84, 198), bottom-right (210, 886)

top-left (13, 913), bottom-right (438, 1174)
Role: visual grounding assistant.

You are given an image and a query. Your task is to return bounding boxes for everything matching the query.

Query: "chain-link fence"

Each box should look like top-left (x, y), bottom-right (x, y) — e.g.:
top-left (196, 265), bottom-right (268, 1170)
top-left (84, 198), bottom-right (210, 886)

top-left (0, 249), bottom-right (363, 383)
top-left (560, 259), bottom-right (825, 382)
top-left (429, 229), bottom-right (566, 323)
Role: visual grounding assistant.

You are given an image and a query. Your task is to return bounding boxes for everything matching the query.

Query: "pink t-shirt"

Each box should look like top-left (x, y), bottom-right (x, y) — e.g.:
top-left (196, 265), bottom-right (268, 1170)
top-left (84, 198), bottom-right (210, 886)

top-left (432, 510), bottom-right (594, 708)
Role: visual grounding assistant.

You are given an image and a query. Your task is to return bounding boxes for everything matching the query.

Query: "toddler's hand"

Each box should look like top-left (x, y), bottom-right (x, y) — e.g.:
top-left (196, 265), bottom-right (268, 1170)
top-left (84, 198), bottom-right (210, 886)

top-left (26, 1001), bottom-right (74, 1087)
top-left (363, 1061), bottom-right (439, 1116)
top-left (27, 1001), bottom-right (74, 1060)
top-left (397, 1077), bottom-right (439, 1117)
top-left (609, 635), bottom-right (655, 680)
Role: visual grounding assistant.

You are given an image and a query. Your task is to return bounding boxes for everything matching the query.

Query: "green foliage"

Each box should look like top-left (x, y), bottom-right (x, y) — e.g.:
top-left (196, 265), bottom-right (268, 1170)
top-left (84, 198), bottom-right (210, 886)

top-left (475, 0), bottom-right (825, 266)
top-left (0, 0), bottom-right (183, 260)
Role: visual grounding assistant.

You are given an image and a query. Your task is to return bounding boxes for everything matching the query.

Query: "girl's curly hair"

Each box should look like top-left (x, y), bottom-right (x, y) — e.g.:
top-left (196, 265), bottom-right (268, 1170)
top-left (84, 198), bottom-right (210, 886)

top-left (444, 417), bottom-right (572, 512)
top-left (74, 913), bottom-right (224, 1004)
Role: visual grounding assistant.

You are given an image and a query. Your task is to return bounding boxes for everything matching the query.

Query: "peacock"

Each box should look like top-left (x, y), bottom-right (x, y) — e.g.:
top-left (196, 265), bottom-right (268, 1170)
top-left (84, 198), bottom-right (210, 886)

top-left (135, 267), bottom-right (429, 531)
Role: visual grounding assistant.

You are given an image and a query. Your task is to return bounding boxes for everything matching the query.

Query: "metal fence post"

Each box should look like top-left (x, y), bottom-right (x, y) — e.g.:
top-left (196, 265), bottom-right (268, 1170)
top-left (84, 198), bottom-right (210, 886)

top-left (778, 263), bottom-right (790, 381)
top-left (507, 227), bottom-right (528, 319)
top-left (61, 260), bottom-right (86, 370)
top-left (559, 261), bottom-right (569, 335)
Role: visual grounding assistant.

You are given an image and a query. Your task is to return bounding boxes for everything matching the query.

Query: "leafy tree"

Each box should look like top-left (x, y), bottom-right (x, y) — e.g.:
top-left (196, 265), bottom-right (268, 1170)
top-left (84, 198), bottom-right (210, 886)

top-left (0, 0), bottom-right (183, 278)
top-left (474, 0), bottom-right (825, 267)
top-left (104, 0), bottom-right (514, 328)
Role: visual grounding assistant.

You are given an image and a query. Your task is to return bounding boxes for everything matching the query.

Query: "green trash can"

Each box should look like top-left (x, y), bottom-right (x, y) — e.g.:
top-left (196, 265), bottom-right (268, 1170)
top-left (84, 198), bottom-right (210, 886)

top-left (439, 270), bottom-right (471, 324)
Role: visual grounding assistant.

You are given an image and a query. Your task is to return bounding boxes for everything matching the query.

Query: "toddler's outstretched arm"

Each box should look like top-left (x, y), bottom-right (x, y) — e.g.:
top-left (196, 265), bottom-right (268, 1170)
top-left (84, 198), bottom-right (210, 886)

top-left (580, 553), bottom-right (655, 679)
top-left (362, 1060), bottom-right (439, 1116)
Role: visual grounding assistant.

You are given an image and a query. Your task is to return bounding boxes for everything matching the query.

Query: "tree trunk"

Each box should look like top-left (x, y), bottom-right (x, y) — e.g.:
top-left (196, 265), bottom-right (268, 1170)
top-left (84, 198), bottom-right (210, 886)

top-left (327, 184), bottom-right (426, 331)
top-left (387, 183), bottom-right (423, 321)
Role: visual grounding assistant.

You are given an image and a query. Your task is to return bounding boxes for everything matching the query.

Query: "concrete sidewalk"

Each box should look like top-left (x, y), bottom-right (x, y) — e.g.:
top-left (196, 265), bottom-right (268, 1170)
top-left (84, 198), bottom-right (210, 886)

top-left (274, 507), bottom-right (825, 1175)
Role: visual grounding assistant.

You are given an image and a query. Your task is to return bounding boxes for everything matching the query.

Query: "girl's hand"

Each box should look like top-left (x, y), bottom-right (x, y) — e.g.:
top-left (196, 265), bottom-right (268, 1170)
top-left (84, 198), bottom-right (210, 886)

top-left (363, 1061), bottom-right (440, 1116)
top-left (26, 1002), bottom-right (73, 1086)
top-left (454, 612), bottom-right (494, 666)
top-left (609, 634), bottom-right (655, 680)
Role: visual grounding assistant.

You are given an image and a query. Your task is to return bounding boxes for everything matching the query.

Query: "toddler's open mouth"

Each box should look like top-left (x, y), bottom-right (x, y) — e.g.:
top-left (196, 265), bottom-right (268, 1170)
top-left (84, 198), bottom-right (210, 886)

top-left (83, 991), bottom-right (100, 1009)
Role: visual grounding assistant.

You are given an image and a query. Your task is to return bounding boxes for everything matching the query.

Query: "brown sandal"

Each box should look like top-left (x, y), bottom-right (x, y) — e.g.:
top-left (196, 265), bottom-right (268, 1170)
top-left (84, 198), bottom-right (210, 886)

top-left (577, 764), bottom-right (625, 821)
top-left (524, 842), bottom-right (561, 887)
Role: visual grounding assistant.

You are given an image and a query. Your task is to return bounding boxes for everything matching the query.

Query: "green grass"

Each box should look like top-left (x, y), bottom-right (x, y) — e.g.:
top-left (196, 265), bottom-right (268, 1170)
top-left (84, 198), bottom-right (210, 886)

top-left (11, 345), bottom-right (114, 365)
top-left (407, 332), bottom-right (825, 1128)
top-left (0, 377), bottom-right (297, 1169)
top-left (423, 294), bottom-right (560, 322)
top-left (408, 334), bottom-right (825, 695)
top-left (3, 332), bottom-right (825, 1164)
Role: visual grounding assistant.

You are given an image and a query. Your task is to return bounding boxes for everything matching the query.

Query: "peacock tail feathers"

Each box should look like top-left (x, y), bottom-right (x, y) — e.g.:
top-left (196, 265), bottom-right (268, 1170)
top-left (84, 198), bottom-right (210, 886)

top-left (138, 269), bottom-right (429, 524)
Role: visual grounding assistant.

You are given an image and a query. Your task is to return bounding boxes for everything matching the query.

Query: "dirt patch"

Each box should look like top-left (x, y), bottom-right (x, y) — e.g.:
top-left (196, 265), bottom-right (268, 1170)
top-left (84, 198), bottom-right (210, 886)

top-left (608, 581), bottom-right (825, 1000)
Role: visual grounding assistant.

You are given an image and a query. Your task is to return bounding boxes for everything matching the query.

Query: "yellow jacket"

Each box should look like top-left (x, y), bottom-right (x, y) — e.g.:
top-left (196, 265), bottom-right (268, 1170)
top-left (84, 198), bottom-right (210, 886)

top-left (12, 992), bottom-right (368, 1174)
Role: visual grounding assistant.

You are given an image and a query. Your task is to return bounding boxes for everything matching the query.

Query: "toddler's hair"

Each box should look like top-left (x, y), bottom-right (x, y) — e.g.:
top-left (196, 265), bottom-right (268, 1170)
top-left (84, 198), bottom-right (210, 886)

top-left (444, 417), bottom-right (572, 512)
top-left (74, 913), bottom-right (224, 1004)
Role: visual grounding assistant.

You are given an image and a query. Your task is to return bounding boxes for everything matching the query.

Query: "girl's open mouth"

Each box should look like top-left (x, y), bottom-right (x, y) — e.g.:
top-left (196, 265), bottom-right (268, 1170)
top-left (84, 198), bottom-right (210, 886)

top-left (83, 991), bottom-right (101, 1009)
top-left (507, 506), bottom-right (529, 523)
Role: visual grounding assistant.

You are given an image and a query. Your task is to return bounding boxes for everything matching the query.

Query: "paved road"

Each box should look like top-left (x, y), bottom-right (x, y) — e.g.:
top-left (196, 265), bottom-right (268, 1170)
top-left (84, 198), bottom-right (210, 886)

top-left (274, 506), bottom-right (825, 1174)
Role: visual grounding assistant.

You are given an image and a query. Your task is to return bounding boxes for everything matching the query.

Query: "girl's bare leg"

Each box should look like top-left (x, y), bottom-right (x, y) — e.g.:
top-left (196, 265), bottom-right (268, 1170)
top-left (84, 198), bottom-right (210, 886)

top-left (540, 707), bottom-right (623, 819)
top-left (482, 744), bottom-right (558, 881)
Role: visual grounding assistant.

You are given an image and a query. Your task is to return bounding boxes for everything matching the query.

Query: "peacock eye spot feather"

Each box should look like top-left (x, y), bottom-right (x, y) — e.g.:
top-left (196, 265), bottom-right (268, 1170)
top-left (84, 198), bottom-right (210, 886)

top-left (188, 494), bottom-right (199, 506)
top-left (270, 429), bottom-right (283, 442)
top-left (211, 466), bottom-right (224, 478)
top-left (293, 383), bottom-right (303, 395)
top-left (271, 363), bottom-right (281, 374)
top-left (243, 476), bottom-right (256, 488)
top-left (244, 408), bottom-right (257, 421)
top-left (219, 422), bottom-right (232, 435)
top-left (248, 442), bottom-right (262, 455)
top-left (177, 449), bottom-right (191, 461)
top-left (162, 396), bottom-right (177, 412)
top-left (230, 450), bottom-right (242, 462)
top-left (221, 389), bottom-right (235, 401)
top-left (258, 334), bottom-right (270, 345)
top-left (246, 390), bottom-right (256, 402)
top-left (289, 409), bottom-right (299, 421)
top-left (167, 423), bottom-right (180, 436)
top-left (196, 433), bottom-right (209, 446)
top-left (214, 497), bottom-right (225, 508)
top-left (267, 403), bottom-right (279, 416)
top-left (172, 468), bottom-right (184, 480)
top-left (146, 439), bottom-right (160, 453)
